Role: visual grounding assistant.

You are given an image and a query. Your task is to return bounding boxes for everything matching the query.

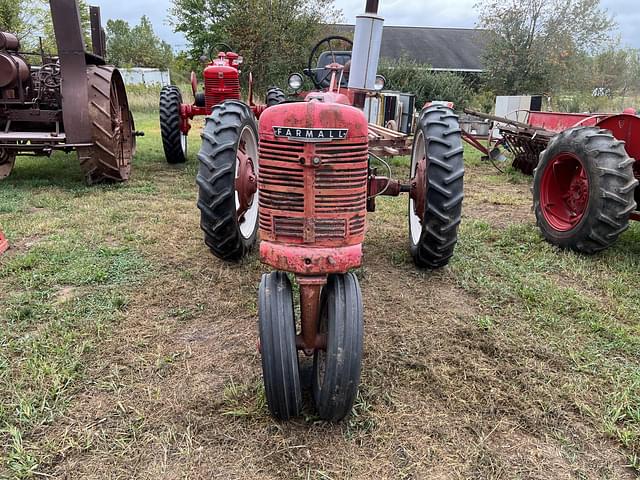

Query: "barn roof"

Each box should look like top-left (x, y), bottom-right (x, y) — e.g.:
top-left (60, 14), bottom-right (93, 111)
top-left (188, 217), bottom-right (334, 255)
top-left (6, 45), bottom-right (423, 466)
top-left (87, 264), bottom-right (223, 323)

top-left (330, 24), bottom-right (487, 72)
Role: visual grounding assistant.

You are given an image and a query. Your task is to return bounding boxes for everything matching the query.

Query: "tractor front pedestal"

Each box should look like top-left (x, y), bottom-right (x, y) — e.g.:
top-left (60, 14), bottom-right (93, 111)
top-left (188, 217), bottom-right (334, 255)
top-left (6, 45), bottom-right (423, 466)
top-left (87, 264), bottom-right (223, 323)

top-left (296, 276), bottom-right (327, 356)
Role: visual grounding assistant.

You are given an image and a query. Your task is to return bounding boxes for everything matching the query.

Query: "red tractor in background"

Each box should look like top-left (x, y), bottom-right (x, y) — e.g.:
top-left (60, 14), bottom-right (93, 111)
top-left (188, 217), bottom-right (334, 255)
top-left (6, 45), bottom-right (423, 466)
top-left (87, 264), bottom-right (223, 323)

top-left (159, 43), bottom-right (284, 164)
top-left (195, 0), bottom-right (464, 421)
top-left (464, 108), bottom-right (640, 253)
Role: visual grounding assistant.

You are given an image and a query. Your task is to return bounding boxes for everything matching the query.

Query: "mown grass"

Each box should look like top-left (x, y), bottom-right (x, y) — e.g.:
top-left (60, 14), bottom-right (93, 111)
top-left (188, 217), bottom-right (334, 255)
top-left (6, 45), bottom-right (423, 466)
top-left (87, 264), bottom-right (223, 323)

top-left (0, 97), bottom-right (639, 478)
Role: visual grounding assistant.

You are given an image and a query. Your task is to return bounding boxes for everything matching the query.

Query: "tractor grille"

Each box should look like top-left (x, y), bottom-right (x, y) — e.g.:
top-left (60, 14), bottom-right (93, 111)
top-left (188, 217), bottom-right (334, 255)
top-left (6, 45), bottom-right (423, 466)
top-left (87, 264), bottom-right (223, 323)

top-left (259, 139), bottom-right (368, 245)
top-left (204, 76), bottom-right (240, 111)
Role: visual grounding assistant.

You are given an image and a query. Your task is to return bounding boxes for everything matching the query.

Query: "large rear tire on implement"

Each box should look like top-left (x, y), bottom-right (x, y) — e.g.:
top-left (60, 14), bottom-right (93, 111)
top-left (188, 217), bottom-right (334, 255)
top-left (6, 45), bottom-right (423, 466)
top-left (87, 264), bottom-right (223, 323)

top-left (0, 149), bottom-right (16, 180)
top-left (160, 85), bottom-right (188, 164)
top-left (409, 105), bottom-right (464, 268)
top-left (533, 127), bottom-right (638, 254)
top-left (79, 66), bottom-right (134, 185)
top-left (312, 273), bottom-right (363, 422)
top-left (258, 272), bottom-right (302, 420)
top-left (196, 100), bottom-right (259, 261)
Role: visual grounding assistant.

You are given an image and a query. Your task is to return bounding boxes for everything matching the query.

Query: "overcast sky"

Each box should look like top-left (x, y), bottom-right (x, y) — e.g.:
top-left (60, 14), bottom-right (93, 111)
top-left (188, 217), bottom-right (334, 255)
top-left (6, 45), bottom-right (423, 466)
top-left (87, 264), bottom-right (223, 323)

top-left (91, 0), bottom-right (639, 51)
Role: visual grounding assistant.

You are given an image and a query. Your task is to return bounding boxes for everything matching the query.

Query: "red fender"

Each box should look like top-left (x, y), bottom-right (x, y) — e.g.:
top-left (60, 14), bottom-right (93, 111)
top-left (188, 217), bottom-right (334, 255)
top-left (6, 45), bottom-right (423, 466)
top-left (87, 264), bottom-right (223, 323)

top-left (596, 114), bottom-right (640, 160)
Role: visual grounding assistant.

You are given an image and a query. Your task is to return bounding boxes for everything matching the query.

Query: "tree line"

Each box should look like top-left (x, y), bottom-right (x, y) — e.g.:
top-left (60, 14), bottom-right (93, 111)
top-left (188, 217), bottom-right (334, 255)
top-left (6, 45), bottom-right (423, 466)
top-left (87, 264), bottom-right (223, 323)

top-left (0, 0), bottom-right (637, 109)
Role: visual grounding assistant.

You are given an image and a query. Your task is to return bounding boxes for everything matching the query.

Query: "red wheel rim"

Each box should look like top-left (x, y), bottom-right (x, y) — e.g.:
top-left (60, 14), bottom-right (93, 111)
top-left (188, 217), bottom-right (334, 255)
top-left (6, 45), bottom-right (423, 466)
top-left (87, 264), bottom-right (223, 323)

top-left (540, 152), bottom-right (589, 232)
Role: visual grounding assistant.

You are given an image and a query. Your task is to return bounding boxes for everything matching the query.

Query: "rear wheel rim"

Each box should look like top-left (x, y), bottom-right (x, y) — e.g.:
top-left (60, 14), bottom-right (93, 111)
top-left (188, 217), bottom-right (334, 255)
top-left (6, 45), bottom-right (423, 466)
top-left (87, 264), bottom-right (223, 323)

top-left (180, 133), bottom-right (187, 155)
top-left (540, 152), bottom-right (589, 232)
top-left (409, 130), bottom-right (425, 246)
top-left (235, 125), bottom-right (259, 239)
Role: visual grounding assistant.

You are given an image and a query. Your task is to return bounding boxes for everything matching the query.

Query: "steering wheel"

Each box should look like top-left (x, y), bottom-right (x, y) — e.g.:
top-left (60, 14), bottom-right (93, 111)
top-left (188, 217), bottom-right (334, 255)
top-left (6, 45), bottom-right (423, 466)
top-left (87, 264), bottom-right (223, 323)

top-left (306, 36), bottom-right (353, 89)
top-left (207, 42), bottom-right (234, 61)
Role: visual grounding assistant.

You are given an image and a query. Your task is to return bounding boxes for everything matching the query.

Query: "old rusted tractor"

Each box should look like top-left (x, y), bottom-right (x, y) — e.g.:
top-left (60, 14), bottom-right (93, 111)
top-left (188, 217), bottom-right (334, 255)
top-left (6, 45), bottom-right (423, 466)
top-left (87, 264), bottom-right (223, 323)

top-left (464, 108), bottom-right (640, 253)
top-left (159, 43), bottom-right (283, 163)
top-left (196, 0), bottom-right (464, 421)
top-left (0, 1), bottom-right (136, 185)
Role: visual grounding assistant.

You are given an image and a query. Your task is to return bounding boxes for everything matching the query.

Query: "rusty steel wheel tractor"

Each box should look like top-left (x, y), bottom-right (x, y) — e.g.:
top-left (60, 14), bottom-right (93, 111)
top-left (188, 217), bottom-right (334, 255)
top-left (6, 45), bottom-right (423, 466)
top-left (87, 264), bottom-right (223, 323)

top-left (0, 1), bottom-right (136, 185)
top-left (533, 127), bottom-right (638, 254)
top-left (196, 100), bottom-right (259, 260)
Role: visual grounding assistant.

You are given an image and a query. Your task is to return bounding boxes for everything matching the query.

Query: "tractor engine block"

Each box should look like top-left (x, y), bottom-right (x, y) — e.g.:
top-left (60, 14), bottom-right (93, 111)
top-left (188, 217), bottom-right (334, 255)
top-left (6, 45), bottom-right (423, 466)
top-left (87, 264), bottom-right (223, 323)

top-left (258, 94), bottom-right (370, 275)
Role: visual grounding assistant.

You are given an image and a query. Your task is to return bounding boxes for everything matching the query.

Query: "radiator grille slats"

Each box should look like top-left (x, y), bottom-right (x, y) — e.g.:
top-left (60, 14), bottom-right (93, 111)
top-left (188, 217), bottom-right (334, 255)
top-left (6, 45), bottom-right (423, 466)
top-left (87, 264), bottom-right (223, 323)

top-left (204, 77), bottom-right (240, 110)
top-left (259, 138), bottom-right (368, 244)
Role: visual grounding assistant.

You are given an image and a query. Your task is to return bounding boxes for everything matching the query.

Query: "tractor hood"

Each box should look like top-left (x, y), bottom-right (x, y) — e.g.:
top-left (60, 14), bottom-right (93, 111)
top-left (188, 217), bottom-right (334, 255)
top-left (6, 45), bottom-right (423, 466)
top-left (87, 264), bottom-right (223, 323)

top-left (259, 96), bottom-right (369, 143)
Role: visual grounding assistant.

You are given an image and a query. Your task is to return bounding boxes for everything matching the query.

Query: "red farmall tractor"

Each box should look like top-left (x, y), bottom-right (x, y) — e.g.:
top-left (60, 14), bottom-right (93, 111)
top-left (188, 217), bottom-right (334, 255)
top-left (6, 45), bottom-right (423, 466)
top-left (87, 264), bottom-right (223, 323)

top-left (0, 1), bottom-right (136, 184)
top-left (159, 43), bottom-right (284, 163)
top-left (464, 108), bottom-right (640, 253)
top-left (195, 0), bottom-right (464, 421)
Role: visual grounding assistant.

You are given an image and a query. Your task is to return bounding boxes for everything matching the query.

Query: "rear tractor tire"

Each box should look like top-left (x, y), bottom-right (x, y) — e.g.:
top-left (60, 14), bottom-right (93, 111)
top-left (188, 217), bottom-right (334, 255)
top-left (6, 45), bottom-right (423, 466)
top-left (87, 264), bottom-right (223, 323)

top-left (196, 100), bottom-right (260, 261)
top-left (160, 85), bottom-right (188, 164)
top-left (408, 105), bottom-right (464, 268)
top-left (533, 127), bottom-right (638, 254)
top-left (266, 87), bottom-right (286, 107)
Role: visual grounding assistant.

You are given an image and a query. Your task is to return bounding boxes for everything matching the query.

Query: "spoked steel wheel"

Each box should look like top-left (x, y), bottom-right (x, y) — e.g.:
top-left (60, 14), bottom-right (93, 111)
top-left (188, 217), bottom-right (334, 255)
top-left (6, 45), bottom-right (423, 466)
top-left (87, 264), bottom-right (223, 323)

top-left (80, 66), bottom-right (135, 185)
top-left (312, 273), bottom-right (363, 422)
top-left (196, 100), bottom-right (259, 261)
top-left (0, 149), bottom-right (16, 180)
top-left (533, 127), bottom-right (637, 253)
top-left (259, 271), bottom-right (302, 420)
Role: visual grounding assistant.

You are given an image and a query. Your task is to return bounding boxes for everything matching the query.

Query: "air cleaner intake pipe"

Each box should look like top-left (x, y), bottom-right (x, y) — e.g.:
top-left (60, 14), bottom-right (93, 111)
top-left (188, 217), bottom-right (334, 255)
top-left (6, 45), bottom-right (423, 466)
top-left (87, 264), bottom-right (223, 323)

top-left (348, 0), bottom-right (384, 94)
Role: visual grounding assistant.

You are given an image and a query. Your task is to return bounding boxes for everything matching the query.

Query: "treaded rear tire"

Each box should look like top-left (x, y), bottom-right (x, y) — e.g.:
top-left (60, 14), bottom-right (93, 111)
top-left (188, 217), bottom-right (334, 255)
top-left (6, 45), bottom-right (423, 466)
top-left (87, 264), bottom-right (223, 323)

top-left (259, 271), bottom-right (302, 420)
top-left (409, 105), bottom-right (465, 268)
top-left (160, 85), bottom-right (187, 164)
top-left (196, 100), bottom-right (259, 261)
top-left (533, 127), bottom-right (638, 254)
top-left (266, 87), bottom-right (286, 107)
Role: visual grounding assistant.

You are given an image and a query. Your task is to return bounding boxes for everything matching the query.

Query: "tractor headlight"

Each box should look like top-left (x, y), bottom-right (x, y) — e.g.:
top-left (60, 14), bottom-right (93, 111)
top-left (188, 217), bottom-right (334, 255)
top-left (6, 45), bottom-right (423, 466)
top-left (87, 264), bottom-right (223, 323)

top-left (374, 75), bottom-right (386, 91)
top-left (288, 73), bottom-right (303, 92)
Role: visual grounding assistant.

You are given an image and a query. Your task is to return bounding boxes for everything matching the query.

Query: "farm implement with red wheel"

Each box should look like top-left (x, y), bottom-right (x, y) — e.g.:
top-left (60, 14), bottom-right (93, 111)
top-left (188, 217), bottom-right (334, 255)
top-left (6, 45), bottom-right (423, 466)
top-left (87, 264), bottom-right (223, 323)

top-left (0, 1), bottom-right (137, 185)
top-left (195, 0), bottom-right (465, 421)
top-left (463, 107), bottom-right (640, 253)
top-left (159, 43), bottom-right (284, 164)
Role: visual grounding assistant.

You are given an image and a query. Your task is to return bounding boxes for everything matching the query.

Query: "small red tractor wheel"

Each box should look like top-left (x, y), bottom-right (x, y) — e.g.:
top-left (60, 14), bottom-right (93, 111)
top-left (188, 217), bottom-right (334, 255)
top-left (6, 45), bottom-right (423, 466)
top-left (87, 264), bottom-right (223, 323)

top-left (258, 271), bottom-right (302, 420)
top-left (196, 100), bottom-right (259, 261)
top-left (409, 105), bottom-right (464, 268)
top-left (0, 149), bottom-right (16, 180)
top-left (312, 273), bottom-right (363, 422)
top-left (533, 127), bottom-right (638, 253)
top-left (160, 85), bottom-right (187, 164)
top-left (266, 87), bottom-right (286, 107)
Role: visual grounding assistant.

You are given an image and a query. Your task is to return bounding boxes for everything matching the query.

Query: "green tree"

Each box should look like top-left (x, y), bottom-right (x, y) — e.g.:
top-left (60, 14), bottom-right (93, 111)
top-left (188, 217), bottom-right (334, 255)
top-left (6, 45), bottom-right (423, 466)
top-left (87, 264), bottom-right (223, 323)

top-left (106, 16), bottom-right (174, 68)
top-left (0, 0), bottom-right (48, 49)
top-left (477, 0), bottom-right (615, 95)
top-left (169, 0), bottom-right (341, 90)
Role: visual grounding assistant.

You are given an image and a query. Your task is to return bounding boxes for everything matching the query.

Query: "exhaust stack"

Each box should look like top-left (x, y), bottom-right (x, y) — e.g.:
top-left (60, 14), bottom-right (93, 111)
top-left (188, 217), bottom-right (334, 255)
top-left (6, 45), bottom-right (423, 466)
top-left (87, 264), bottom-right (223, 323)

top-left (347, 0), bottom-right (384, 92)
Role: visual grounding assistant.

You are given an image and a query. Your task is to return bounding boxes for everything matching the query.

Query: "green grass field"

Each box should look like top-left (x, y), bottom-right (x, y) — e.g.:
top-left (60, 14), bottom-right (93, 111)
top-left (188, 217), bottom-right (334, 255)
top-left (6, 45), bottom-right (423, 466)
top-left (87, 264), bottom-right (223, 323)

top-left (0, 110), bottom-right (639, 478)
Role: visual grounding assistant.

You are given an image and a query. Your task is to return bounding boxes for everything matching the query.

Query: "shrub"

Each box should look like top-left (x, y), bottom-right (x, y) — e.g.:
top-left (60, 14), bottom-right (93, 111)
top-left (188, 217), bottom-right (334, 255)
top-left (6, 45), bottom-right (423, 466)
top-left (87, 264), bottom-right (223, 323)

top-left (378, 58), bottom-right (474, 110)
